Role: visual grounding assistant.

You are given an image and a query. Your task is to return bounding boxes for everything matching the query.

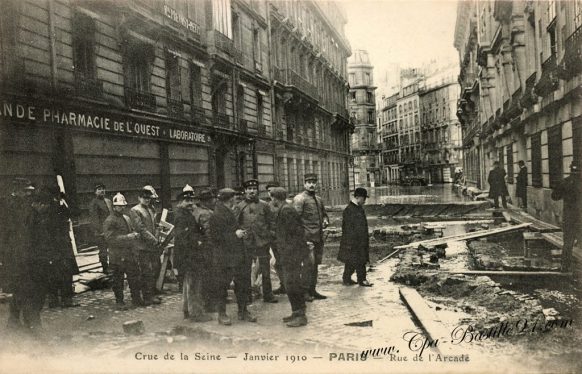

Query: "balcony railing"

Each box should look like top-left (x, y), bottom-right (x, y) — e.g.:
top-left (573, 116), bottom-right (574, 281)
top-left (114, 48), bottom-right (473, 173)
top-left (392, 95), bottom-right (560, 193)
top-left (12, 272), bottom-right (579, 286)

top-left (520, 72), bottom-right (538, 108)
top-left (74, 71), bottom-right (103, 99)
top-left (273, 66), bottom-right (286, 84)
top-left (213, 112), bottom-right (232, 129)
top-left (257, 123), bottom-right (266, 136)
top-left (237, 118), bottom-right (248, 133)
top-left (167, 97), bottom-right (183, 118)
top-left (191, 105), bottom-right (206, 125)
top-left (563, 25), bottom-right (582, 77)
top-left (535, 54), bottom-right (560, 96)
top-left (209, 30), bottom-right (235, 56)
top-left (285, 69), bottom-right (318, 100)
top-left (125, 87), bottom-right (156, 110)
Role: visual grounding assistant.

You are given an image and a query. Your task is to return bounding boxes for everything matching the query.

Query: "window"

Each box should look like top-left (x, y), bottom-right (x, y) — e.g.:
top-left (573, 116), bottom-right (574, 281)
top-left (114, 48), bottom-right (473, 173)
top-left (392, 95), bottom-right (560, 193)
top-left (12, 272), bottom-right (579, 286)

top-left (574, 118), bottom-right (582, 167)
top-left (366, 92), bottom-right (373, 103)
top-left (368, 110), bottom-right (374, 124)
top-left (506, 144), bottom-right (514, 183)
top-left (73, 12), bottom-right (96, 80)
top-left (531, 133), bottom-right (542, 187)
top-left (548, 125), bottom-right (563, 188)
top-left (123, 37), bottom-right (155, 109)
top-left (212, 0), bottom-right (232, 38)
top-left (189, 63), bottom-right (202, 108)
top-left (165, 52), bottom-right (181, 101)
top-left (576, 0), bottom-right (582, 28)
top-left (365, 73), bottom-right (370, 85)
top-left (257, 92), bottom-right (264, 131)
top-left (349, 73), bottom-right (355, 86)
top-left (253, 27), bottom-right (262, 72)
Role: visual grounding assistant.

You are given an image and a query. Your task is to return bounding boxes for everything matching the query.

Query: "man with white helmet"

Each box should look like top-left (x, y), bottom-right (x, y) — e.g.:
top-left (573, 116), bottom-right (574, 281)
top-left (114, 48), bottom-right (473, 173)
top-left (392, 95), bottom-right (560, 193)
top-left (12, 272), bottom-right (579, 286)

top-left (103, 193), bottom-right (142, 309)
top-left (130, 186), bottom-right (163, 306)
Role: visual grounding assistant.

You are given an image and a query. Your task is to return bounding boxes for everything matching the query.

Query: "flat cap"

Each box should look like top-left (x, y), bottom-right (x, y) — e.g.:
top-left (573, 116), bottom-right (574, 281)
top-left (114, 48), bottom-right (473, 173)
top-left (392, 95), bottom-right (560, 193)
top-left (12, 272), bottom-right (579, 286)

top-left (304, 173), bottom-right (318, 182)
top-left (242, 179), bottom-right (259, 188)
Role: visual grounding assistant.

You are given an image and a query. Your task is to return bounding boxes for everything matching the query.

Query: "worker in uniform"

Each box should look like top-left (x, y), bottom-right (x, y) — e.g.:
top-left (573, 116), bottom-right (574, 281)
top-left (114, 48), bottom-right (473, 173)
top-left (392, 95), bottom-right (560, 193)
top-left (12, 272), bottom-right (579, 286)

top-left (89, 182), bottom-right (113, 273)
top-left (271, 187), bottom-right (309, 327)
top-left (0, 178), bottom-right (35, 331)
top-left (103, 192), bottom-right (142, 309)
top-left (551, 161), bottom-right (582, 272)
top-left (130, 187), bottom-right (162, 306)
top-left (174, 187), bottom-right (213, 322)
top-left (234, 179), bottom-right (278, 303)
top-left (293, 173), bottom-right (329, 301)
top-left (209, 188), bottom-right (256, 325)
top-left (192, 188), bottom-right (216, 312)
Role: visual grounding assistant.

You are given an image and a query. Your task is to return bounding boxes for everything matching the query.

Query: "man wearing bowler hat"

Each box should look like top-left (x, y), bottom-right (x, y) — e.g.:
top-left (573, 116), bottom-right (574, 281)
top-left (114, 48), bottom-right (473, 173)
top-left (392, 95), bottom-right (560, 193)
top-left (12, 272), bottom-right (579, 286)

top-left (551, 160), bottom-right (582, 272)
top-left (89, 182), bottom-right (113, 273)
top-left (338, 188), bottom-right (373, 287)
top-left (293, 173), bottom-right (329, 301)
top-left (234, 179), bottom-right (278, 303)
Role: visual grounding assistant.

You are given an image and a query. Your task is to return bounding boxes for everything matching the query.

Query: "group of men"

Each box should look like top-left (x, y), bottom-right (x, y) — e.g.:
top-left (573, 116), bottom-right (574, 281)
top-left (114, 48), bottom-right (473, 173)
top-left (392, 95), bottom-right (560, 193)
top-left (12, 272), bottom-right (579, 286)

top-left (0, 178), bottom-right (79, 334)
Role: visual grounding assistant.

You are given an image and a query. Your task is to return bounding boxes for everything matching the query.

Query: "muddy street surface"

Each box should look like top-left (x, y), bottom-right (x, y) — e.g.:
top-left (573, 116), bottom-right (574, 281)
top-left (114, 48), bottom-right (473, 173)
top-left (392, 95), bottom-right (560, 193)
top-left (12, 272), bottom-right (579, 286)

top-left (1, 186), bottom-right (581, 373)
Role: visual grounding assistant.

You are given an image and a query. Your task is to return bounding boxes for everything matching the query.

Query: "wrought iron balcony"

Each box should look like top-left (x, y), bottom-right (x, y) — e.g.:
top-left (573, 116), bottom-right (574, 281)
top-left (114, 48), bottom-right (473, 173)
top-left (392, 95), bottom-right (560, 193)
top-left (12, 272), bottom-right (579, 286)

top-left (74, 71), bottom-right (103, 99)
top-left (535, 54), bottom-right (560, 96)
top-left (125, 87), bottom-right (156, 110)
top-left (285, 69), bottom-right (318, 100)
top-left (191, 105), bottom-right (206, 125)
top-left (520, 72), bottom-right (538, 108)
top-left (167, 97), bottom-right (183, 118)
top-left (563, 25), bottom-right (582, 77)
top-left (273, 66), bottom-right (286, 84)
top-left (208, 30), bottom-right (234, 56)
top-left (213, 112), bottom-right (232, 129)
top-left (237, 118), bottom-right (248, 133)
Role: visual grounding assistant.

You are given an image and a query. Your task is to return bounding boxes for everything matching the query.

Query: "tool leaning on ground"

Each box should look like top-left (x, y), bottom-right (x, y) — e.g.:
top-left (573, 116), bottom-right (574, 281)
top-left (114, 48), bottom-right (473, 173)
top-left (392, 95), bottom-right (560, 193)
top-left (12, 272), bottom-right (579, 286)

top-left (155, 208), bottom-right (175, 291)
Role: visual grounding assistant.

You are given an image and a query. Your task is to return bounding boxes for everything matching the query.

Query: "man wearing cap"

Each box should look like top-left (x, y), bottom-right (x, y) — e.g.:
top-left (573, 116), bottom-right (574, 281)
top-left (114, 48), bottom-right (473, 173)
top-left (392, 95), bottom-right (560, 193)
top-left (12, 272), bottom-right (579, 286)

top-left (103, 193), bottom-right (142, 309)
top-left (209, 188), bottom-right (256, 325)
top-left (271, 187), bottom-right (309, 327)
top-left (174, 187), bottom-right (213, 322)
top-left (266, 181), bottom-right (286, 295)
top-left (234, 179), bottom-right (278, 303)
top-left (192, 188), bottom-right (216, 311)
top-left (0, 178), bottom-right (35, 330)
top-left (130, 187), bottom-right (162, 306)
top-left (89, 183), bottom-right (113, 274)
top-left (551, 161), bottom-right (582, 272)
top-left (338, 188), bottom-right (373, 287)
top-left (293, 173), bottom-right (329, 300)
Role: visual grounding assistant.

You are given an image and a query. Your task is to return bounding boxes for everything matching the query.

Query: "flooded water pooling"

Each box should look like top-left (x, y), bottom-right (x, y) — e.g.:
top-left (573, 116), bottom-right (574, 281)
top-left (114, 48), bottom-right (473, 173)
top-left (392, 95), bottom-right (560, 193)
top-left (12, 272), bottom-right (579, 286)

top-left (363, 184), bottom-right (473, 204)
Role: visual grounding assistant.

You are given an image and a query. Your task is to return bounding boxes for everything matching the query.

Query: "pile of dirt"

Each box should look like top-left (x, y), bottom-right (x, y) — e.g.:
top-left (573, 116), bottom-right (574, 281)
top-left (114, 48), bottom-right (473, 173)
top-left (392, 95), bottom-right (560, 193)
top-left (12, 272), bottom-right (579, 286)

top-left (467, 240), bottom-right (507, 270)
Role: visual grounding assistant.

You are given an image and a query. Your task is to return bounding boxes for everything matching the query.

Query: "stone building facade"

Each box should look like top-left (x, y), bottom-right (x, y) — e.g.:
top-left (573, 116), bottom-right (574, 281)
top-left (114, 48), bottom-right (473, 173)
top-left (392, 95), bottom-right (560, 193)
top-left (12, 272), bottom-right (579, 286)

top-left (378, 92), bottom-right (399, 183)
top-left (348, 49), bottom-right (378, 187)
top-left (0, 0), bottom-right (352, 244)
top-left (455, 0), bottom-right (582, 227)
top-left (396, 79), bottom-right (422, 178)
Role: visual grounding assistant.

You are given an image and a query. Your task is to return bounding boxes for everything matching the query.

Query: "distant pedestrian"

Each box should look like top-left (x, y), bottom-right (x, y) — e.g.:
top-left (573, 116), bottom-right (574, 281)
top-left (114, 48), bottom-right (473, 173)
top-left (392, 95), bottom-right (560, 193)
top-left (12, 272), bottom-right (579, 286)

top-left (209, 188), bottom-right (256, 325)
top-left (89, 183), bottom-right (113, 273)
top-left (103, 192), bottom-right (142, 309)
top-left (130, 187), bottom-right (162, 306)
top-left (271, 187), bottom-right (309, 327)
top-left (174, 187), bottom-right (213, 322)
top-left (516, 160), bottom-right (528, 209)
top-left (293, 173), bottom-right (329, 301)
top-left (338, 188), bottom-right (373, 287)
top-left (488, 161), bottom-right (509, 209)
top-left (551, 161), bottom-right (582, 272)
top-left (234, 179), bottom-right (277, 303)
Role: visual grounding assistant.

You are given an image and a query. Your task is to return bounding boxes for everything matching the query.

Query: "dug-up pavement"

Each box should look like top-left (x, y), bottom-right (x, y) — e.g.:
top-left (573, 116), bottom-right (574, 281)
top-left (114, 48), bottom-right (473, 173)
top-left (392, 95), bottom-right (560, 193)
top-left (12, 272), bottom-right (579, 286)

top-left (0, 259), bottom-right (572, 374)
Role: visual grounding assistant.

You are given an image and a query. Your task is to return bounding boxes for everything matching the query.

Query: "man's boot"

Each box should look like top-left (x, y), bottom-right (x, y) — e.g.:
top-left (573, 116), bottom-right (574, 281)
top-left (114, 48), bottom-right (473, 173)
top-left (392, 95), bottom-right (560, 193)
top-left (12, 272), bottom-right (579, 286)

top-left (238, 308), bottom-right (257, 322)
top-left (282, 310), bottom-right (297, 323)
top-left (286, 309), bottom-right (307, 328)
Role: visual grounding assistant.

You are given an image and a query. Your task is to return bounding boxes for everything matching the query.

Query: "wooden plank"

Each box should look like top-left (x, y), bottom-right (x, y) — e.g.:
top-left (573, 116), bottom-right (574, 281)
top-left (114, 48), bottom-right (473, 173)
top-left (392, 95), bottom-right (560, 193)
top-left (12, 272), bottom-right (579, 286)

top-left (446, 270), bottom-right (571, 277)
top-left (394, 223), bottom-right (532, 250)
top-left (399, 287), bottom-right (449, 345)
top-left (542, 232), bottom-right (563, 248)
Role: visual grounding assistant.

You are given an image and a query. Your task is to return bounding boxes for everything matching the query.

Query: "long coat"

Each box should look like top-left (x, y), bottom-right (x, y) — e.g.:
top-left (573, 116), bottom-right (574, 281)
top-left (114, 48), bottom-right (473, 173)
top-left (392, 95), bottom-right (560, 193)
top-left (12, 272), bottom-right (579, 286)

top-left (488, 167), bottom-right (509, 198)
top-left (89, 196), bottom-right (112, 237)
top-left (338, 201), bottom-right (370, 265)
top-left (551, 174), bottom-right (582, 241)
top-left (293, 191), bottom-right (329, 244)
top-left (274, 203), bottom-right (310, 266)
top-left (51, 200), bottom-right (80, 276)
top-left (0, 195), bottom-right (32, 293)
top-left (173, 207), bottom-right (206, 274)
top-left (103, 211), bottom-right (138, 265)
top-left (208, 202), bottom-right (245, 268)
top-left (516, 166), bottom-right (528, 199)
top-left (234, 198), bottom-right (274, 249)
top-left (129, 203), bottom-right (159, 252)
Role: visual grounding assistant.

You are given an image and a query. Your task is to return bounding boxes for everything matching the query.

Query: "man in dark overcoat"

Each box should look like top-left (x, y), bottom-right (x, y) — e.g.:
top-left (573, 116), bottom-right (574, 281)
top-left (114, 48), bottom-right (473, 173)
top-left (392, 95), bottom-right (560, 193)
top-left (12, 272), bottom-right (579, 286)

top-left (516, 160), bottom-right (528, 209)
top-left (488, 161), bottom-right (509, 209)
top-left (551, 161), bottom-right (582, 272)
top-left (192, 188), bottom-right (216, 312)
top-left (89, 182), bottom-right (113, 273)
top-left (271, 187), bottom-right (309, 327)
top-left (174, 188), bottom-right (212, 322)
top-left (209, 188), bottom-right (256, 325)
top-left (0, 178), bottom-right (35, 330)
top-left (338, 187), bottom-right (373, 287)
